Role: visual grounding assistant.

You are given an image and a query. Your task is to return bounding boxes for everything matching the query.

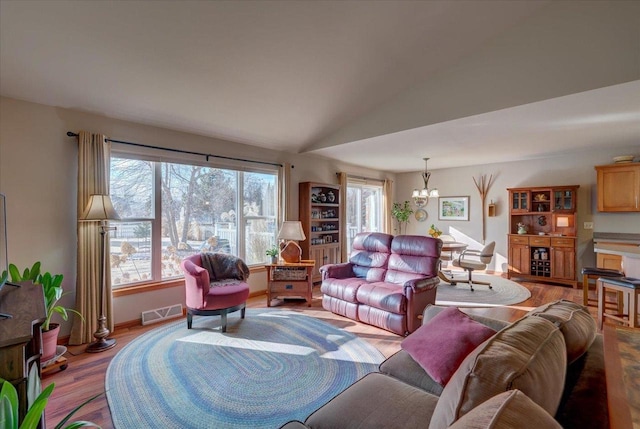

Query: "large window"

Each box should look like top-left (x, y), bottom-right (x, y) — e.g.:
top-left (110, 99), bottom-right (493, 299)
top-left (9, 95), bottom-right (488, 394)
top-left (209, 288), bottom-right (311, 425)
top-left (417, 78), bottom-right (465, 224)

top-left (109, 155), bottom-right (278, 288)
top-left (346, 179), bottom-right (384, 251)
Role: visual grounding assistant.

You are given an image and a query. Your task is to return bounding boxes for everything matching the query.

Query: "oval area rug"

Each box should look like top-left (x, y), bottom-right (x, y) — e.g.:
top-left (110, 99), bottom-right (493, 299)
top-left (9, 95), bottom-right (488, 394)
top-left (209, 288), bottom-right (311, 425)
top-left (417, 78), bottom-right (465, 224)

top-left (436, 274), bottom-right (531, 307)
top-left (106, 309), bottom-right (384, 428)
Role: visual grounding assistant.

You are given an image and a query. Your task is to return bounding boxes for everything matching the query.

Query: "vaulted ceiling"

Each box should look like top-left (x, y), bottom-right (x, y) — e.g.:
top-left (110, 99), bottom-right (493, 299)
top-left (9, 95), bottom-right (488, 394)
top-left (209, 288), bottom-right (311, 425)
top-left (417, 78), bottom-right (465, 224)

top-left (1, 1), bottom-right (638, 172)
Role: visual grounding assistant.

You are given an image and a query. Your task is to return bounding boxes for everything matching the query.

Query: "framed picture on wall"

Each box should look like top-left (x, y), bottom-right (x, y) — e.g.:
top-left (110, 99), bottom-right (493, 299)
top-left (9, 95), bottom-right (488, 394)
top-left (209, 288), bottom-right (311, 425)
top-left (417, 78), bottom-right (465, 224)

top-left (438, 196), bottom-right (469, 221)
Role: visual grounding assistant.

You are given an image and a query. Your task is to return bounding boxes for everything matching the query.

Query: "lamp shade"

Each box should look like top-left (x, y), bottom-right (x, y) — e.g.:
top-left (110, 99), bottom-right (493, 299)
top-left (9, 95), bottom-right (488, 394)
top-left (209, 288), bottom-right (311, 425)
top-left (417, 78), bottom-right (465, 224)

top-left (277, 221), bottom-right (306, 241)
top-left (80, 194), bottom-right (121, 221)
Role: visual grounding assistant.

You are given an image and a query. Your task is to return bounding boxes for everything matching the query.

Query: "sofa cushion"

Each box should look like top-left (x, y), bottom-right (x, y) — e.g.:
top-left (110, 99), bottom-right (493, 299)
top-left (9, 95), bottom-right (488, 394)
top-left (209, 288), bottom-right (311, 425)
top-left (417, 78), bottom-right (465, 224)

top-left (304, 372), bottom-right (439, 429)
top-left (448, 390), bottom-right (562, 429)
top-left (356, 282), bottom-right (405, 313)
top-left (384, 235), bottom-right (441, 285)
top-left (379, 350), bottom-right (445, 396)
top-left (348, 232), bottom-right (393, 282)
top-left (428, 316), bottom-right (567, 429)
top-left (526, 299), bottom-right (596, 364)
top-left (320, 278), bottom-right (368, 303)
top-left (401, 307), bottom-right (496, 386)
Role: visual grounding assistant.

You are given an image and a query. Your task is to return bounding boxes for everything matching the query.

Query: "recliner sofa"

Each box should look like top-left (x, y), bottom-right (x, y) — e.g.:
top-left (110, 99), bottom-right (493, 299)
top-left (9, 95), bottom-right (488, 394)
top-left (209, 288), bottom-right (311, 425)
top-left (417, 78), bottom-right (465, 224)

top-left (320, 232), bottom-right (442, 335)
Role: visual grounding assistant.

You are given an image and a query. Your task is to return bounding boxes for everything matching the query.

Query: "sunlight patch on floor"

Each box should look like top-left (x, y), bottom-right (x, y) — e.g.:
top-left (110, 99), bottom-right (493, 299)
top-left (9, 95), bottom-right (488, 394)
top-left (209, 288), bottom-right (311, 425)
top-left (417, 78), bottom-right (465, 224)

top-left (177, 332), bottom-right (315, 355)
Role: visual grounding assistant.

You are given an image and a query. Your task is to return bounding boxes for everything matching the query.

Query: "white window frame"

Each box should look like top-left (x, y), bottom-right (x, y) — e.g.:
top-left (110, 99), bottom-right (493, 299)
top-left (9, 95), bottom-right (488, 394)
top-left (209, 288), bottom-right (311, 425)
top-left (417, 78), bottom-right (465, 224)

top-left (109, 149), bottom-right (282, 289)
top-left (346, 178), bottom-right (384, 250)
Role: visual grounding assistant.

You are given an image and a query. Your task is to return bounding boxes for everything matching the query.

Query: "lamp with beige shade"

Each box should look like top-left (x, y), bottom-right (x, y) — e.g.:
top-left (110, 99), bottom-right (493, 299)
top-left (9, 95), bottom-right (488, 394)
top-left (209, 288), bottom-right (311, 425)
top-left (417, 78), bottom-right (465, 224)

top-left (277, 221), bottom-right (306, 263)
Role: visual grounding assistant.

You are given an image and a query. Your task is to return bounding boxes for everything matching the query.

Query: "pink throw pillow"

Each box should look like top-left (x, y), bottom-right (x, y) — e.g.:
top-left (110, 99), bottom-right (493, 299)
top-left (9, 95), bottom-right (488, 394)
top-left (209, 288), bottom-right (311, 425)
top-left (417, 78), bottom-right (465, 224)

top-left (401, 307), bottom-right (496, 385)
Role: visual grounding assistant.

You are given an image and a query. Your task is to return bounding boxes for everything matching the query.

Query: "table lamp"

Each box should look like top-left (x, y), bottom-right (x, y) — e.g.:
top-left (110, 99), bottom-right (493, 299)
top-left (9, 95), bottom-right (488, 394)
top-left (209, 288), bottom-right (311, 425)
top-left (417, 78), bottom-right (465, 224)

top-left (80, 194), bottom-right (120, 353)
top-left (277, 221), bottom-right (306, 263)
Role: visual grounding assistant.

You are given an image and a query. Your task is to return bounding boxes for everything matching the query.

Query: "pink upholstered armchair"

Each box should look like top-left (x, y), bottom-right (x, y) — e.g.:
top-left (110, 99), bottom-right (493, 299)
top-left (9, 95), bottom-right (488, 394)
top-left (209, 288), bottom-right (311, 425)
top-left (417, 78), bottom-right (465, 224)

top-left (181, 253), bottom-right (250, 332)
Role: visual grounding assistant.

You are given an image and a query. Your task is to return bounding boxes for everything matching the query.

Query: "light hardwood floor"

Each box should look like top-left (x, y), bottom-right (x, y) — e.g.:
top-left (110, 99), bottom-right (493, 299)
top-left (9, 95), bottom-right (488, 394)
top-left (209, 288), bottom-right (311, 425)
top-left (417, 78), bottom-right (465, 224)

top-left (44, 279), bottom-right (588, 428)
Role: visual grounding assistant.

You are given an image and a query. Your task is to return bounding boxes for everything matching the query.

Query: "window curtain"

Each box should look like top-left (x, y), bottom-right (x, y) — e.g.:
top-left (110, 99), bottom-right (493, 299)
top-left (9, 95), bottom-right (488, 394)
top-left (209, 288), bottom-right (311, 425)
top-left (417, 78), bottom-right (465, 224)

top-left (337, 172), bottom-right (348, 262)
top-left (69, 131), bottom-right (114, 345)
top-left (280, 162), bottom-right (291, 223)
top-left (383, 179), bottom-right (393, 234)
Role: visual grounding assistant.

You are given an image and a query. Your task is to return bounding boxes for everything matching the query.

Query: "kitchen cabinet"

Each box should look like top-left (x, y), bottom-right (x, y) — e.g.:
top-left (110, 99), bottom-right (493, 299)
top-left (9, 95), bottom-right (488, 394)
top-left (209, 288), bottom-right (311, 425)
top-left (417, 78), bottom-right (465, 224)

top-left (596, 163), bottom-right (640, 212)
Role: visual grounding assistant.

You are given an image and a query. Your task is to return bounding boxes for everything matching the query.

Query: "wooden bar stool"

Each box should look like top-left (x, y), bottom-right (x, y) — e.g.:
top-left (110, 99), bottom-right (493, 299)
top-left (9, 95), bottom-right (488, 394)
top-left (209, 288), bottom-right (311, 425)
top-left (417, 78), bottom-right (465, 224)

top-left (581, 267), bottom-right (624, 307)
top-left (597, 277), bottom-right (640, 330)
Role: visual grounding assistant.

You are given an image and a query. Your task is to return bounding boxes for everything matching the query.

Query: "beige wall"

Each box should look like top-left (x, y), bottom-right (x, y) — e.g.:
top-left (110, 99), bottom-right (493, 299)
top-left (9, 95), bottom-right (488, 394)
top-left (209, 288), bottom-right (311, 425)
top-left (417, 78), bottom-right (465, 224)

top-left (0, 96), bottom-right (392, 332)
top-left (2, 96), bottom-right (638, 333)
top-left (395, 149), bottom-right (640, 274)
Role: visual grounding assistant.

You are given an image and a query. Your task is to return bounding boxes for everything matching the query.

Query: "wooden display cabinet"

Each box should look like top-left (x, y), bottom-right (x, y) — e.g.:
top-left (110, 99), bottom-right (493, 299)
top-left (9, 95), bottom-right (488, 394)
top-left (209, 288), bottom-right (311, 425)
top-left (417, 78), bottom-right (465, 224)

top-left (299, 182), bottom-right (342, 282)
top-left (507, 185), bottom-right (579, 288)
top-left (595, 163), bottom-right (640, 212)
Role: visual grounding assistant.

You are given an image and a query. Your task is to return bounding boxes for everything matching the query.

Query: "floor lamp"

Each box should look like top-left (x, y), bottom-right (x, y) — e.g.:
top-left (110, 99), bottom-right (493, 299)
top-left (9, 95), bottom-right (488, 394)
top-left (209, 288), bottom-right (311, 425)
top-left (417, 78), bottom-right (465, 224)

top-left (80, 194), bottom-right (120, 353)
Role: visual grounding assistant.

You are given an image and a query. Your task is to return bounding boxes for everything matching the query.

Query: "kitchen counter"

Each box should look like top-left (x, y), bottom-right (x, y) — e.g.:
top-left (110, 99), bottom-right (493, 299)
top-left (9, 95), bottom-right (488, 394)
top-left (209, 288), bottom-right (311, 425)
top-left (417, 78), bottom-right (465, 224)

top-left (593, 232), bottom-right (640, 245)
top-left (593, 243), bottom-right (640, 278)
top-left (593, 243), bottom-right (640, 259)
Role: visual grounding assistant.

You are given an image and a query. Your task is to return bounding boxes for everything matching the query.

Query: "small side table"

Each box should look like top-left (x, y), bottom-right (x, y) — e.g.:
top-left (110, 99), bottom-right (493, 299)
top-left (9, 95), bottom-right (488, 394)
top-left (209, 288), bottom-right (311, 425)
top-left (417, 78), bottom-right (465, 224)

top-left (266, 260), bottom-right (315, 307)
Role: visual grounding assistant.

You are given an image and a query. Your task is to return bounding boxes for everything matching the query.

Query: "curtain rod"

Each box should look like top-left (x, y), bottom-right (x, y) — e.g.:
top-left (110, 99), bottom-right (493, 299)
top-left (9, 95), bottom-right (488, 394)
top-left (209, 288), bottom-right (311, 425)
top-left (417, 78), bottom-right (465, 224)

top-left (338, 172), bottom-right (386, 183)
top-left (66, 132), bottom-right (283, 168)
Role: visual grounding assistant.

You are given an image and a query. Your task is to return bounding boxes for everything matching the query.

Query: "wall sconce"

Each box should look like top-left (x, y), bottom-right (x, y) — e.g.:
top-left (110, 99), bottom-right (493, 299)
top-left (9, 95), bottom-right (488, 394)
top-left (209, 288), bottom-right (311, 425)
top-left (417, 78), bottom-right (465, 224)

top-left (556, 216), bottom-right (570, 228)
top-left (412, 157), bottom-right (439, 207)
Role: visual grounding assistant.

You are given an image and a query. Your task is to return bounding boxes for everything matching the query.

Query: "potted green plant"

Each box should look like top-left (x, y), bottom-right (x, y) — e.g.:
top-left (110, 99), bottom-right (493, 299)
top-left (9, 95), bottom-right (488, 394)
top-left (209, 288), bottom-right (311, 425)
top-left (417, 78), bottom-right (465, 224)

top-left (8, 262), bottom-right (83, 363)
top-left (391, 201), bottom-right (413, 235)
top-left (266, 247), bottom-right (279, 264)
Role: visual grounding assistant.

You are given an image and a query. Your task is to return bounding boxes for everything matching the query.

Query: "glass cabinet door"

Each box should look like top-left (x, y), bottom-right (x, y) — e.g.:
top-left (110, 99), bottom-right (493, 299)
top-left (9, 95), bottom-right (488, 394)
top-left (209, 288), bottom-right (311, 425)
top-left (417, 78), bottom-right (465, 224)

top-left (512, 191), bottom-right (528, 212)
top-left (554, 189), bottom-right (575, 212)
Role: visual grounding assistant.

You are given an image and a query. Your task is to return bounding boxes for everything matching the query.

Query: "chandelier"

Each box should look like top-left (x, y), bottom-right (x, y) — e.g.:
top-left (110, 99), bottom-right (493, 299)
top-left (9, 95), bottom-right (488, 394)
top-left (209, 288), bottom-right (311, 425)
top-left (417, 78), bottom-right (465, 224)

top-left (412, 157), bottom-right (439, 207)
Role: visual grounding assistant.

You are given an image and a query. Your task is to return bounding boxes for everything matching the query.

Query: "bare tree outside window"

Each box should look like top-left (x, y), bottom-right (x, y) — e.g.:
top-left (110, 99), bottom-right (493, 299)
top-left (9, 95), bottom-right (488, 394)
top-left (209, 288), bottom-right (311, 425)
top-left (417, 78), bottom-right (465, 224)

top-left (110, 156), bottom-right (278, 288)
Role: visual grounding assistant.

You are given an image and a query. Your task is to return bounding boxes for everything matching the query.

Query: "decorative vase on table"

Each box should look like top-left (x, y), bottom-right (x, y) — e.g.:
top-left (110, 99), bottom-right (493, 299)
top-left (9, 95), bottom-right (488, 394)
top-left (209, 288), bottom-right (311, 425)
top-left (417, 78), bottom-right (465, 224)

top-left (518, 226), bottom-right (527, 235)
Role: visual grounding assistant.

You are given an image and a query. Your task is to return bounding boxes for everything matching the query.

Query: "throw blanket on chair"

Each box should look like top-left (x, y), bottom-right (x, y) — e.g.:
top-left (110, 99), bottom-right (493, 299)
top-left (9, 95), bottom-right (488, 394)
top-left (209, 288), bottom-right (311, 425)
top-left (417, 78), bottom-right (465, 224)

top-left (200, 252), bottom-right (250, 283)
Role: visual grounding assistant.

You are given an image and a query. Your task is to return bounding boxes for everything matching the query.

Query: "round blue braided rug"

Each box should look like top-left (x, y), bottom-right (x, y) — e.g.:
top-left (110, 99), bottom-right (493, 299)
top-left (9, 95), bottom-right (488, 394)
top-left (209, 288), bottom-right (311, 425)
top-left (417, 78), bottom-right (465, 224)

top-left (106, 309), bottom-right (384, 428)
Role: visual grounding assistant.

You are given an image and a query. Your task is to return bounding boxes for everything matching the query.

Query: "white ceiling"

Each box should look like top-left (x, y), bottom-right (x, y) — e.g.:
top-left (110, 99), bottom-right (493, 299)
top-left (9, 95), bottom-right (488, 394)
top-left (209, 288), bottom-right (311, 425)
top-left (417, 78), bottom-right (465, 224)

top-left (1, 1), bottom-right (639, 173)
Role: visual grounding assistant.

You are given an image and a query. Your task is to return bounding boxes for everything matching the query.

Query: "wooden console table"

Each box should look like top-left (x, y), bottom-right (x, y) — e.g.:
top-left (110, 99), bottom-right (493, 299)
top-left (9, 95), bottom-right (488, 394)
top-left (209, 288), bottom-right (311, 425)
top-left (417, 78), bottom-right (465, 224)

top-left (604, 324), bottom-right (640, 429)
top-left (266, 260), bottom-right (315, 307)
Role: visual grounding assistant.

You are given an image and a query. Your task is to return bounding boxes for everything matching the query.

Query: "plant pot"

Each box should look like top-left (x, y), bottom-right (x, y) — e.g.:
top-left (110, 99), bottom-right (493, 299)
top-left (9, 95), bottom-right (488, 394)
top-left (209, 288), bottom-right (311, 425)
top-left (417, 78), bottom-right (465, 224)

top-left (269, 256), bottom-right (278, 264)
top-left (41, 323), bottom-right (60, 363)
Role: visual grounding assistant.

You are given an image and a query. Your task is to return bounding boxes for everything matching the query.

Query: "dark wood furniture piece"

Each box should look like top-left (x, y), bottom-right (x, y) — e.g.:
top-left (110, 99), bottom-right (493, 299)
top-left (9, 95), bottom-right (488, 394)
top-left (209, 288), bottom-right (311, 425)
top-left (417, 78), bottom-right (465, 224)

top-left (596, 163), bottom-right (640, 212)
top-left (506, 185), bottom-right (579, 288)
top-left (0, 281), bottom-right (46, 427)
top-left (597, 277), bottom-right (639, 329)
top-left (603, 324), bottom-right (640, 429)
top-left (266, 260), bottom-right (315, 307)
top-left (299, 182), bottom-right (341, 282)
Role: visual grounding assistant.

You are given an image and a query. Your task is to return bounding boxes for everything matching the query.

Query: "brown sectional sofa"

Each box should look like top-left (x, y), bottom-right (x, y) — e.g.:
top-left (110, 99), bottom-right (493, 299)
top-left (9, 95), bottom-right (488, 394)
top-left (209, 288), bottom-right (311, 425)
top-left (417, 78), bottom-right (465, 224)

top-left (320, 232), bottom-right (442, 336)
top-left (281, 300), bottom-right (607, 428)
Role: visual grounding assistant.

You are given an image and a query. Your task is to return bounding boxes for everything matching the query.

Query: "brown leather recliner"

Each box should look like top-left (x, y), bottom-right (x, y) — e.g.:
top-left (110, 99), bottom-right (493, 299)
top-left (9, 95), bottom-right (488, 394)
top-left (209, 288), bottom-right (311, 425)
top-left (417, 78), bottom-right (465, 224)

top-left (320, 232), bottom-right (442, 335)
